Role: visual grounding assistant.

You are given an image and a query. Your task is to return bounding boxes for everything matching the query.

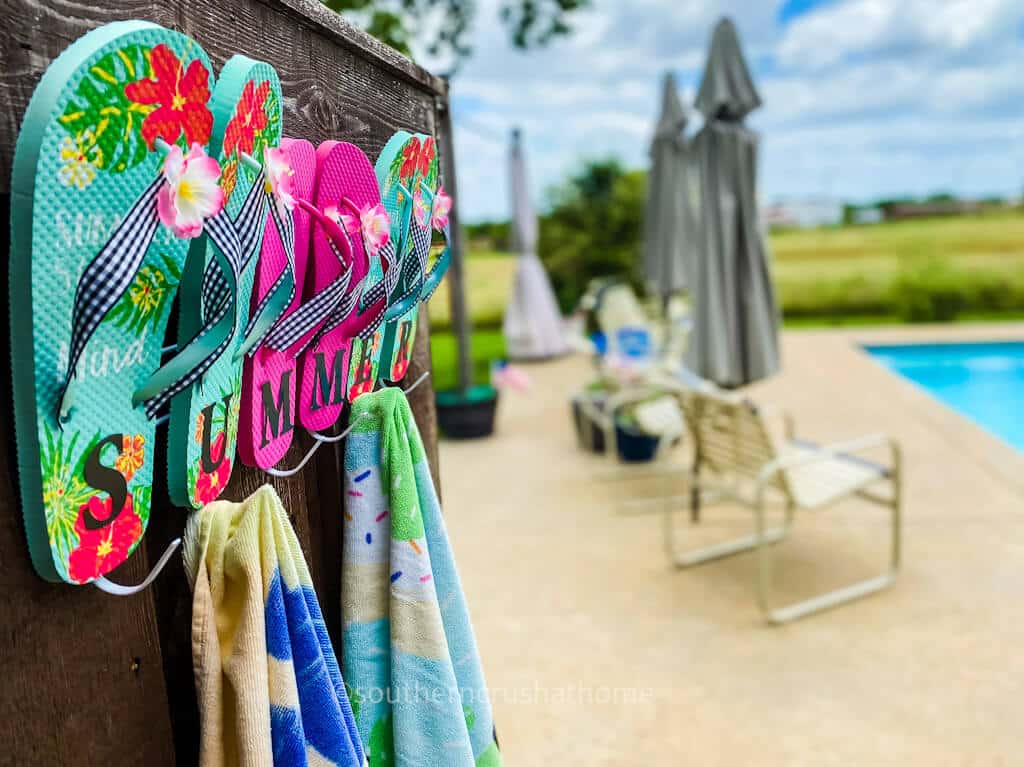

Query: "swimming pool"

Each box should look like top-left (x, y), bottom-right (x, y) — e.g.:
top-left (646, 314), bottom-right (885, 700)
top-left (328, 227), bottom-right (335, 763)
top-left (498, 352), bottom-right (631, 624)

top-left (864, 341), bottom-right (1024, 451)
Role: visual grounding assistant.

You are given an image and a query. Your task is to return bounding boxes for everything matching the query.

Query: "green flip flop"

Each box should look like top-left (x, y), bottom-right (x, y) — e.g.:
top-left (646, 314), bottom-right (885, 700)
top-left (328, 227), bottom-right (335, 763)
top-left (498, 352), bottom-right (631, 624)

top-left (151, 56), bottom-right (285, 509)
top-left (10, 22), bottom-right (218, 583)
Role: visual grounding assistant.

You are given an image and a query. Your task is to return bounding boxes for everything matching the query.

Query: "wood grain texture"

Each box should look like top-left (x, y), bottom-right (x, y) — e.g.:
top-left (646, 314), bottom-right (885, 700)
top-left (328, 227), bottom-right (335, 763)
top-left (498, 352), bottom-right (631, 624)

top-left (0, 1), bottom-right (445, 763)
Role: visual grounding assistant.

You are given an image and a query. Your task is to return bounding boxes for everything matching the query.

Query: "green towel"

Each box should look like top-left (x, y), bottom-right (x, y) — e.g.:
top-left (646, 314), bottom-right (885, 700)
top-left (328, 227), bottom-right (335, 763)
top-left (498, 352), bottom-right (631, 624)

top-left (341, 387), bottom-right (502, 766)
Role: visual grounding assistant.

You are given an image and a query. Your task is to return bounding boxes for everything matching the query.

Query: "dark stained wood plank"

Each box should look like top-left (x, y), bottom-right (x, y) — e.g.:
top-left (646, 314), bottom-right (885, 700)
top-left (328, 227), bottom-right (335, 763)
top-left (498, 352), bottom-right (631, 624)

top-left (0, 0), bottom-right (445, 193)
top-left (407, 307), bottom-right (441, 490)
top-left (0, 195), bottom-right (176, 767)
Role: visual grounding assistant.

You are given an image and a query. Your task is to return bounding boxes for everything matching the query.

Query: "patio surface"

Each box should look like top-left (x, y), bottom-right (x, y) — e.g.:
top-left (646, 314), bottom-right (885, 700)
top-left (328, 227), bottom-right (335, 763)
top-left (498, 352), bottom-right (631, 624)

top-left (437, 324), bottom-right (1024, 766)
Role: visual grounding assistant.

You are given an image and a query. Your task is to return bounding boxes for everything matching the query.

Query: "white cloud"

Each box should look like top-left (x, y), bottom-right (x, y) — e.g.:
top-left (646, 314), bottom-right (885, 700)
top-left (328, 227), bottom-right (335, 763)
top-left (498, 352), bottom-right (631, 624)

top-left (441, 0), bottom-right (1024, 221)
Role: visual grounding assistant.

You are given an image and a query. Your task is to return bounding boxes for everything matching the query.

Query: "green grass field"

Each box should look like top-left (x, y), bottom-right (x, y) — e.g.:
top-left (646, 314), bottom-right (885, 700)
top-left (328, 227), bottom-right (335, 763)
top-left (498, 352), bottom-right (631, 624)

top-left (429, 210), bottom-right (1024, 385)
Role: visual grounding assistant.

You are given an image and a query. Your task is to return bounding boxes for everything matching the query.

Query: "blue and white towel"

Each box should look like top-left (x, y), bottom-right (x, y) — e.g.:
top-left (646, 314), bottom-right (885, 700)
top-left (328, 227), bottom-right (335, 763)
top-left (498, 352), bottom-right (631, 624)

top-left (185, 484), bottom-right (366, 766)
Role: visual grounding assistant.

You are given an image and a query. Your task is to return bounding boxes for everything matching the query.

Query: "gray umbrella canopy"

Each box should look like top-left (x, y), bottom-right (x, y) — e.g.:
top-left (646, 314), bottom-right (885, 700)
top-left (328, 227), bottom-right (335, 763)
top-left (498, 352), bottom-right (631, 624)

top-left (643, 73), bottom-right (693, 299)
top-left (686, 17), bottom-right (780, 387)
top-left (503, 128), bottom-right (568, 360)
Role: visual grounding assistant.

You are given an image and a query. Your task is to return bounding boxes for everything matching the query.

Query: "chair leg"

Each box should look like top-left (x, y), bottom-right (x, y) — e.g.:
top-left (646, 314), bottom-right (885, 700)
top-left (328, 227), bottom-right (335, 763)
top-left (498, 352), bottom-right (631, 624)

top-left (663, 492), bottom-right (789, 568)
top-left (756, 493), bottom-right (900, 625)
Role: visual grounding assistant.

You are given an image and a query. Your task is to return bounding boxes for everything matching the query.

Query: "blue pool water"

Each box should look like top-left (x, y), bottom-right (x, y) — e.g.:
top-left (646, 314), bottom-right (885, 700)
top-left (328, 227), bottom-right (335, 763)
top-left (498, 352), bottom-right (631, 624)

top-left (864, 341), bottom-right (1024, 451)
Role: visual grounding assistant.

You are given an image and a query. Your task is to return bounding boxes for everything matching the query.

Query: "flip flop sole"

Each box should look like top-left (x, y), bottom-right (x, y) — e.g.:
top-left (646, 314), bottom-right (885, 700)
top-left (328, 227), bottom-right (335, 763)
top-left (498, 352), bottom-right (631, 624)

top-left (169, 56), bottom-right (283, 508)
top-left (344, 131), bottom-right (414, 400)
top-left (297, 142), bottom-right (379, 429)
top-left (11, 22), bottom-right (216, 582)
top-left (376, 133), bottom-right (441, 384)
top-left (237, 137), bottom-right (316, 469)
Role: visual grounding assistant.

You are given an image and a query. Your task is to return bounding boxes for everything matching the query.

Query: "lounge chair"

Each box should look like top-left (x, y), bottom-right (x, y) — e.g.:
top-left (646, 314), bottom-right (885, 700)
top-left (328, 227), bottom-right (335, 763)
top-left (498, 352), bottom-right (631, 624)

top-left (666, 389), bottom-right (902, 624)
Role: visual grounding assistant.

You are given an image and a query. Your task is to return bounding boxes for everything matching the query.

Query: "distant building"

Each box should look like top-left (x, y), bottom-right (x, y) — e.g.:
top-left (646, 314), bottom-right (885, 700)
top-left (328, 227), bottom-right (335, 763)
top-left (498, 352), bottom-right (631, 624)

top-left (880, 200), bottom-right (984, 220)
top-left (851, 206), bottom-right (883, 225)
top-left (762, 198), bottom-right (844, 230)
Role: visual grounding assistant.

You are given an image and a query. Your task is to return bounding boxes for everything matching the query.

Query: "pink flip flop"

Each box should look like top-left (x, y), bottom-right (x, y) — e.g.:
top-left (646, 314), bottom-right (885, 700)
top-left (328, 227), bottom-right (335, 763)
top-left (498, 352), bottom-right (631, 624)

top-left (236, 137), bottom-right (316, 469)
top-left (296, 142), bottom-right (391, 433)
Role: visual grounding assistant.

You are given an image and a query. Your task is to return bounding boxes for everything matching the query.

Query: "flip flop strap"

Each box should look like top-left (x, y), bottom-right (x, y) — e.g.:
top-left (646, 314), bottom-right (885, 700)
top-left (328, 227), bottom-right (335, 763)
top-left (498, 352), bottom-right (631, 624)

top-left (261, 226), bottom-right (357, 356)
top-left (237, 192), bottom-right (297, 357)
top-left (305, 222), bottom-right (371, 350)
top-left (133, 171), bottom-right (265, 417)
top-left (419, 220), bottom-right (452, 303)
top-left (57, 175), bottom-right (164, 418)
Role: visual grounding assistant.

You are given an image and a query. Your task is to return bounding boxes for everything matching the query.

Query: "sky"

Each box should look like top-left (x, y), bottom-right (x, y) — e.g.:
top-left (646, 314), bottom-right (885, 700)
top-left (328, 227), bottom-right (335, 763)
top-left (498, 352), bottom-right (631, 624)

top-left (411, 0), bottom-right (1024, 222)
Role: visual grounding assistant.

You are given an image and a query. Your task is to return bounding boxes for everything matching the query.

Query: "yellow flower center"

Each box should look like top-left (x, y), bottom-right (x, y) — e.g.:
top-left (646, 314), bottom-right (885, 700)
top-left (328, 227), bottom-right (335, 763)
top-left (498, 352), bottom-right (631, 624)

top-left (172, 93), bottom-right (186, 111)
top-left (178, 180), bottom-right (195, 203)
top-left (97, 531), bottom-right (114, 559)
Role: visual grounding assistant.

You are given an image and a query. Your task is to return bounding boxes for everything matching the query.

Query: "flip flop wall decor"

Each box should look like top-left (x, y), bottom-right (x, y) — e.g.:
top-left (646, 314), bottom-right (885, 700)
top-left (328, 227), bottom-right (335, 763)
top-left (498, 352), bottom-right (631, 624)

top-left (10, 22), bottom-right (457, 584)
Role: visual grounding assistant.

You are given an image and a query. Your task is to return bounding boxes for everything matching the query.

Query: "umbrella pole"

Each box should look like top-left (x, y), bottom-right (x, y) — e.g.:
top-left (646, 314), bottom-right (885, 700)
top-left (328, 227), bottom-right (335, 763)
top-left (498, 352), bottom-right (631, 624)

top-left (437, 84), bottom-right (473, 395)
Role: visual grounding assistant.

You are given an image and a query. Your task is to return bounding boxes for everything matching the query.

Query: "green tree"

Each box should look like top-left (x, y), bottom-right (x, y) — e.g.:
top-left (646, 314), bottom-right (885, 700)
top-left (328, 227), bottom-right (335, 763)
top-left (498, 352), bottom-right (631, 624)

top-left (538, 159), bottom-right (646, 312)
top-left (323, 0), bottom-right (587, 68)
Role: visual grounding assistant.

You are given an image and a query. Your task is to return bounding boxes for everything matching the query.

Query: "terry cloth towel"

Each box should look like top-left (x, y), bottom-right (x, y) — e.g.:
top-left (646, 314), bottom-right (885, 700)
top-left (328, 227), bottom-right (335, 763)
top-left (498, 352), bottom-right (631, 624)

top-left (342, 387), bottom-right (503, 767)
top-left (184, 484), bottom-right (367, 767)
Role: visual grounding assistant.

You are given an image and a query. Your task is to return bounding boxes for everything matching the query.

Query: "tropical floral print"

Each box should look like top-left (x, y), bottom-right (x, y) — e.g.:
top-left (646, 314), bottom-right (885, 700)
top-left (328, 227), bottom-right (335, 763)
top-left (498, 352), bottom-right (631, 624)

top-left (106, 253), bottom-right (182, 335)
top-left (157, 143), bottom-right (225, 238)
top-left (224, 80), bottom-right (270, 157)
top-left (194, 432), bottom-right (232, 506)
top-left (399, 136), bottom-right (435, 181)
top-left (124, 43), bottom-right (213, 150)
top-left (114, 434), bottom-right (145, 482)
top-left (219, 79), bottom-right (279, 201)
top-left (58, 43), bottom-right (213, 183)
top-left (194, 410), bottom-right (206, 444)
top-left (67, 494), bottom-right (143, 584)
top-left (58, 131), bottom-right (103, 189)
top-left (39, 422), bottom-right (153, 583)
top-left (40, 425), bottom-right (96, 564)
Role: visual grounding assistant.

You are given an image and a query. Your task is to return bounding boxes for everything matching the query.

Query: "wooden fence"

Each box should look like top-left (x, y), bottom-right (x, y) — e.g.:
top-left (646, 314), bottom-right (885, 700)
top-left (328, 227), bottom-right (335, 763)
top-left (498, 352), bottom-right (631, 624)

top-left (0, 2), bottom-right (445, 763)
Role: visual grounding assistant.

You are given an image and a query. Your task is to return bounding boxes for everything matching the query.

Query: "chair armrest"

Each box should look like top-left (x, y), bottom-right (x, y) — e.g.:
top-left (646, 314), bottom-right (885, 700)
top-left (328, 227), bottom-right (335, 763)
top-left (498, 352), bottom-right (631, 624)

top-left (757, 433), bottom-right (901, 489)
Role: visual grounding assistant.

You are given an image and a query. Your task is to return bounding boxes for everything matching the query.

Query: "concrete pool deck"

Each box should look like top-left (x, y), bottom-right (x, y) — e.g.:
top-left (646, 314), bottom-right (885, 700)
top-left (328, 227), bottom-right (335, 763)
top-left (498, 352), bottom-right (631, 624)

top-left (437, 323), bottom-right (1024, 765)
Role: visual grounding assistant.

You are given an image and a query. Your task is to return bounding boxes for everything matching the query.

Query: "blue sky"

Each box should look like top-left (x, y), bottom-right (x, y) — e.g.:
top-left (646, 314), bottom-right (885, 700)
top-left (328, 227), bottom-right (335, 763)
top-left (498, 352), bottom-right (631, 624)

top-left (412, 0), bottom-right (1024, 222)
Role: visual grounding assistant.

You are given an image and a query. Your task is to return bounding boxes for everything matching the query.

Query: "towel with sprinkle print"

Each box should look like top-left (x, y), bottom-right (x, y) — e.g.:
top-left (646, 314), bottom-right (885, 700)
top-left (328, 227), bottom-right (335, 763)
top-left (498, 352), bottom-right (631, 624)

top-left (184, 485), bottom-right (366, 767)
top-left (341, 387), bottom-right (502, 767)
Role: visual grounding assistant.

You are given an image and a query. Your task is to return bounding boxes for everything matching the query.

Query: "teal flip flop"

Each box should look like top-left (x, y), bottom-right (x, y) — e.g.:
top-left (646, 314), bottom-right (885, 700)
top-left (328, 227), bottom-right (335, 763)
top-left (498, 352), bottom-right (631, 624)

top-left (375, 132), bottom-right (452, 383)
top-left (146, 56), bottom-right (284, 508)
top-left (10, 22), bottom-right (218, 583)
top-left (345, 131), bottom-right (415, 400)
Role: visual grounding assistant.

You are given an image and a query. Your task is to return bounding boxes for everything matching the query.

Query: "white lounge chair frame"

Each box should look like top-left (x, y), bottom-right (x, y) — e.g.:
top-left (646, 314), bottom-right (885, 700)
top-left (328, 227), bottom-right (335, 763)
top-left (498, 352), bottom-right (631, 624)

top-left (665, 391), bottom-right (902, 624)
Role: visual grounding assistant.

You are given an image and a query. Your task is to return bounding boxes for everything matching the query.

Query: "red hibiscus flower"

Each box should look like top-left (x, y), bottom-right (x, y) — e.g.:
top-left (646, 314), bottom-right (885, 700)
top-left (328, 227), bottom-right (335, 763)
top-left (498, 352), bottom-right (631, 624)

top-left (194, 432), bottom-right (232, 506)
top-left (67, 495), bottom-right (142, 584)
top-left (399, 137), bottom-right (422, 180)
top-left (125, 44), bottom-right (213, 149)
top-left (417, 137), bottom-right (435, 176)
top-left (391, 356), bottom-right (409, 382)
top-left (223, 80), bottom-right (270, 157)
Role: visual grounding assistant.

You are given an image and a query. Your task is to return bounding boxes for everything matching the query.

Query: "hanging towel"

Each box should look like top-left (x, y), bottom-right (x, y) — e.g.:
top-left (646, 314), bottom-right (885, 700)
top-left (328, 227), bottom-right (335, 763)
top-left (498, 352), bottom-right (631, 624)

top-left (342, 387), bottom-right (503, 767)
top-left (184, 484), bottom-right (366, 767)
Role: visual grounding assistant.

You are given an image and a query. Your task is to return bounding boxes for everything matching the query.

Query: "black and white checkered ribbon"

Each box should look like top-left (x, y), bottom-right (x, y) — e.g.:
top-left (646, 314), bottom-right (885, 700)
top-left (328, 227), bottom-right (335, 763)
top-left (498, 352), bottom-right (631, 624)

top-left (305, 221), bottom-right (370, 350)
top-left (261, 220), bottom-right (358, 355)
top-left (138, 171), bottom-right (266, 418)
top-left (238, 196), bottom-right (296, 355)
top-left (58, 176), bottom-right (164, 417)
top-left (420, 221), bottom-right (451, 303)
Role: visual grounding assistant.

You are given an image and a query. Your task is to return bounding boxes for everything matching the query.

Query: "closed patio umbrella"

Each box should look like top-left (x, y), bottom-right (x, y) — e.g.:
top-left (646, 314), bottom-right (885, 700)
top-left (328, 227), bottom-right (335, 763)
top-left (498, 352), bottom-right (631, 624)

top-left (503, 128), bottom-right (568, 360)
top-left (643, 72), bottom-right (692, 305)
top-left (686, 17), bottom-right (780, 387)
